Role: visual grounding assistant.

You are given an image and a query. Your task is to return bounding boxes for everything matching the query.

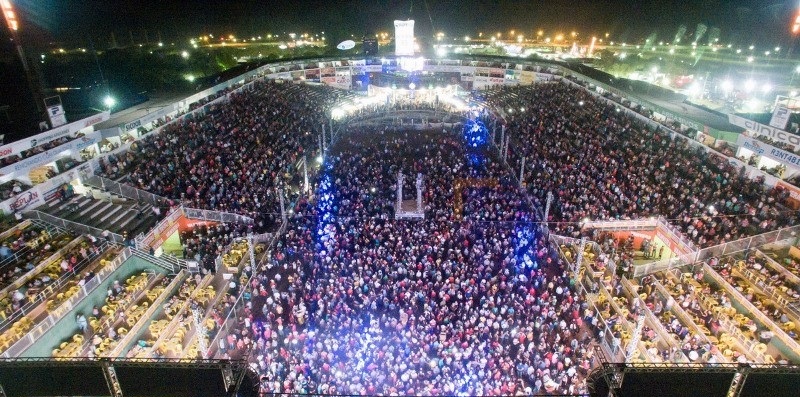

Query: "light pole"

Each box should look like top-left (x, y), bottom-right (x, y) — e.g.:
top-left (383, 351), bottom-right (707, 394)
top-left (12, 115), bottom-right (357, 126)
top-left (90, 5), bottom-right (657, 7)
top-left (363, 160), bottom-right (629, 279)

top-left (790, 65), bottom-right (800, 90)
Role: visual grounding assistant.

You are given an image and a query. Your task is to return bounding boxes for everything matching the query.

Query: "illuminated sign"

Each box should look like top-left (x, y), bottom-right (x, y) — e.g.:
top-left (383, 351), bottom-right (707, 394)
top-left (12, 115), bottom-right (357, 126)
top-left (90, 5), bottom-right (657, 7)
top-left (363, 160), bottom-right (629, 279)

top-left (336, 40), bottom-right (355, 50)
top-left (394, 20), bottom-right (415, 56)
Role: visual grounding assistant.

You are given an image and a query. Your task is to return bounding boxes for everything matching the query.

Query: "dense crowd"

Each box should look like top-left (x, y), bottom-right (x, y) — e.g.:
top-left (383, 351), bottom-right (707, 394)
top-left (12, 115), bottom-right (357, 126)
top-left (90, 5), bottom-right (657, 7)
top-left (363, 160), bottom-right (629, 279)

top-left (232, 129), bottom-right (593, 395)
top-left (488, 82), bottom-right (798, 248)
top-left (181, 223), bottom-right (252, 273)
top-left (101, 80), bottom-right (333, 233)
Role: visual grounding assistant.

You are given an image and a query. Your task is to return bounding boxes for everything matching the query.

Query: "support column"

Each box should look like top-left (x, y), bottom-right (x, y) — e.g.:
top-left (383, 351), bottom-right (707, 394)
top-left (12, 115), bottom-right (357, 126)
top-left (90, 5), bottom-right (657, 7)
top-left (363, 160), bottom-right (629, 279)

top-left (726, 366), bottom-right (750, 397)
top-left (503, 133), bottom-right (510, 161)
top-left (303, 155), bottom-right (309, 193)
top-left (575, 237), bottom-right (588, 274)
top-left (100, 359), bottom-right (124, 397)
top-left (544, 191), bottom-right (554, 223)
top-left (247, 235), bottom-right (256, 271)
top-left (321, 124), bottom-right (326, 153)
top-left (192, 305), bottom-right (208, 359)
top-left (416, 173), bottom-right (423, 213)
top-left (279, 188), bottom-right (287, 224)
top-left (396, 172), bottom-right (404, 215)
top-left (625, 310), bottom-right (646, 362)
top-left (519, 156), bottom-right (526, 186)
top-left (500, 124), bottom-right (506, 153)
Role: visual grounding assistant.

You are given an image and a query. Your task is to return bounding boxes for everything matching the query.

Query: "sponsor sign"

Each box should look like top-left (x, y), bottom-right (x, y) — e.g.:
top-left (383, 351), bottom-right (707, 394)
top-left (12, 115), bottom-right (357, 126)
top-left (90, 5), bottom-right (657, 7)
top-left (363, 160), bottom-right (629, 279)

top-left (729, 113), bottom-right (800, 147)
top-left (737, 134), bottom-right (800, 169)
top-left (519, 71), bottom-right (536, 85)
top-left (0, 111), bottom-right (109, 161)
top-left (124, 120), bottom-right (142, 132)
top-left (770, 104), bottom-right (791, 130)
top-left (9, 190), bottom-right (41, 212)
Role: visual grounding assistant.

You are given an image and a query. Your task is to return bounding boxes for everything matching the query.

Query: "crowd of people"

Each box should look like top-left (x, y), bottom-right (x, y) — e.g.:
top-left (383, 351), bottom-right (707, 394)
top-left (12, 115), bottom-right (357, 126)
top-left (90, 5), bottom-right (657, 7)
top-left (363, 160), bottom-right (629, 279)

top-left (181, 222), bottom-right (252, 273)
top-left (101, 80), bottom-right (334, 233)
top-left (487, 82), bottom-right (797, 248)
top-left (92, 76), bottom-right (800, 393)
top-left (232, 128), bottom-right (594, 395)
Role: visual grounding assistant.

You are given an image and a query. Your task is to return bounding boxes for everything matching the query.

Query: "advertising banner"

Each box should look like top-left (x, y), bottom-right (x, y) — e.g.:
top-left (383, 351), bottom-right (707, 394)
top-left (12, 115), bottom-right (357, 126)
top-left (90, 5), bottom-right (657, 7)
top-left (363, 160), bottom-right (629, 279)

top-left (729, 114), bottom-right (800, 147)
top-left (737, 134), bottom-right (800, 169)
top-left (519, 71), bottom-right (536, 85)
top-left (304, 68), bottom-right (320, 82)
top-left (0, 111), bottom-right (109, 161)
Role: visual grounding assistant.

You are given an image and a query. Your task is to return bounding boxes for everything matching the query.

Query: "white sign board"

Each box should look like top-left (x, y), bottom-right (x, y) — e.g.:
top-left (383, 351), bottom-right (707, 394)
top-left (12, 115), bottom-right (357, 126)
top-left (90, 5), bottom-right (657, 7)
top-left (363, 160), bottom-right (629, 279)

top-left (337, 40), bottom-right (355, 50)
top-left (394, 20), bottom-right (415, 56)
top-left (769, 104), bottom-right (791, 130)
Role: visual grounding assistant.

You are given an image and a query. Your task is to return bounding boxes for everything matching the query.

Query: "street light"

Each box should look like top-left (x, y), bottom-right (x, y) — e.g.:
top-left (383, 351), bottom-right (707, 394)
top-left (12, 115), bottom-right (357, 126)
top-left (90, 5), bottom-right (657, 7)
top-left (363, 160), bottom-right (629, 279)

top-left (103, 95), bottom-right (116, 109)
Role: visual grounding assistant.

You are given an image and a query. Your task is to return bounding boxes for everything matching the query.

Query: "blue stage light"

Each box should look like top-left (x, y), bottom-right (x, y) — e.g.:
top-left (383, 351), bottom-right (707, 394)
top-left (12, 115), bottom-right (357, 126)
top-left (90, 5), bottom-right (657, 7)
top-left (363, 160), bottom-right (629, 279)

top-left (463, 119), bottom-right (488, 149)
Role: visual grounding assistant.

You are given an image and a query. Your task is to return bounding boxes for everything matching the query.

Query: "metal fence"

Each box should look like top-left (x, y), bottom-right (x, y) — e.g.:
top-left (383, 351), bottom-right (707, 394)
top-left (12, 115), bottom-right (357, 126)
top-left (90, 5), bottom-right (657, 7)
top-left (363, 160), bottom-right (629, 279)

top-left (206, 221), bottom-right (286, 359)
top-left (134, 206), bottom-right (183, 251)
top-left (129, 247), bottom-right (186, 274)
top-left (183, 207), bottom-right (254, 225)
top-left (633, 224), bottom-right (800, 278)
top-left (1, 247), bottom-right (131, 358)
top-left (81, 174), bottom-right (168, 208)
top-left (695, 225), bottom-right (800, 264)
top-left (24, 211), bottom-right (125, 245)
top-left (582, 218), bottom-right (659, 231)
top-left (0, 240), bottom-right (113, 335)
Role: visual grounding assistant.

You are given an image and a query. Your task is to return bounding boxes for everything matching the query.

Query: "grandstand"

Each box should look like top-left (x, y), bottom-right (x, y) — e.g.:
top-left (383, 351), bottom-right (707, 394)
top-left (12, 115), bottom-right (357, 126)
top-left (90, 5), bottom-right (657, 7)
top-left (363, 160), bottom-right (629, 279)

top-left (1, 56), bottom-right (800, 396)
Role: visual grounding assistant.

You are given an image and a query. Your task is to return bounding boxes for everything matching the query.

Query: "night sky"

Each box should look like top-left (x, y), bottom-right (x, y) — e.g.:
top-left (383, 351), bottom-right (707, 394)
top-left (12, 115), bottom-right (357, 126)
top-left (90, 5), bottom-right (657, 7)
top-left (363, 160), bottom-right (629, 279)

top-left (10, 0), bottom-right (799, 47)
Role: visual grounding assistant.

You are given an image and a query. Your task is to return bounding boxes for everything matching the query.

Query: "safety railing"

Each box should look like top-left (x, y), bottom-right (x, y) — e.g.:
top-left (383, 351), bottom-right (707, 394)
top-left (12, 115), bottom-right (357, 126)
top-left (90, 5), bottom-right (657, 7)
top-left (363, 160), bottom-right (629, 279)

top-left (582, 218), bottom-right (659, 231)
top-left (0, 240), bottom-right (114, 334)
top-left (1, 247), bottom-right (131, 358)
top-left (755, 248), bottom-right (800, 287)
top-left (0, 220), bottom-right (31, 241)
top-left (734, 264), bottom-right (800, 323)
top-left (0, 234), bottom-right (85, 299)
top-left (702, 262), bottom-right (800, 359)
top-left (24, 211), bottom-right (125, 245)
top-left (182, 206), bottom-right (254, 225)
top-left (134, 206), bottom-right (183, 251)
top-left (129, 247), bottom-right (186, 274)
top-left (106, 270), bottom-right (188, 358)
top-left (656, 216), bottom-right (699, 254)
top-left (620, 277), bottom-right (690, 363)
top-left (648, 277), bottom-right (728, 363)
top-left (81, 174), bottom-right (169, 208)
top-left (695, 225), bottom-right (800, 264)
top-left (207, 220), bottom-right (286, 359)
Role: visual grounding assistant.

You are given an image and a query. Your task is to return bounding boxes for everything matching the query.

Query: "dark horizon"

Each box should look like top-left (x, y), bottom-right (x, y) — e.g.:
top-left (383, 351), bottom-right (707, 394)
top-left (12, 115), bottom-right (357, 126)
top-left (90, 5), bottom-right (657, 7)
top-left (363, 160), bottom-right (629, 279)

top-left (9, 0), bottom-right (800, 49)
